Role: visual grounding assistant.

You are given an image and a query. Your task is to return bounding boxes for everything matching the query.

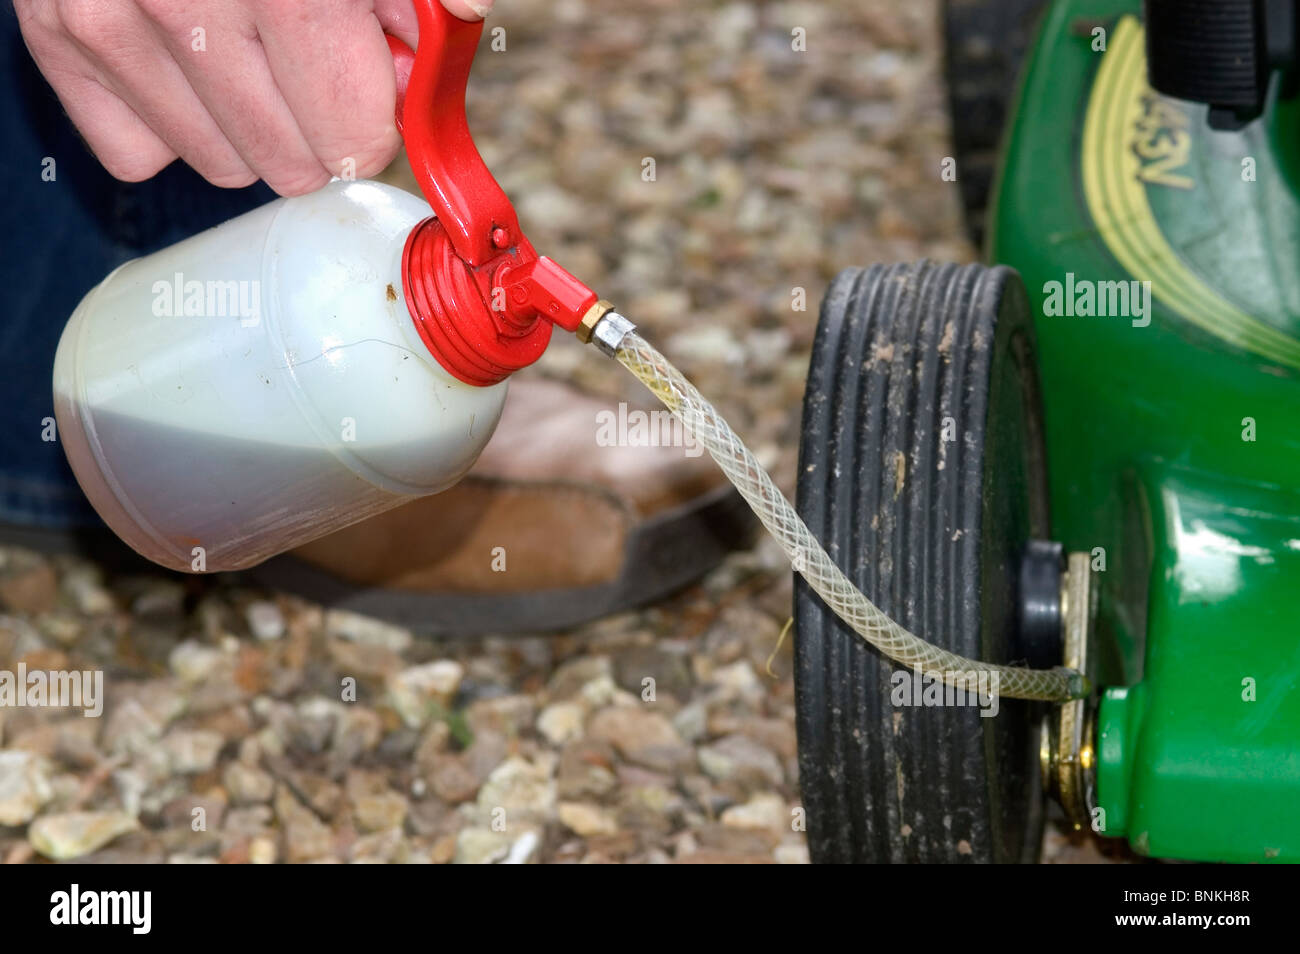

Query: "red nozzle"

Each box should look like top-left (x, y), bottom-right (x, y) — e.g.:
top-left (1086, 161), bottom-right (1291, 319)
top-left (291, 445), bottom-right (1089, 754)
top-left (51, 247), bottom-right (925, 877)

top-left (388, 2), bottom-right (597, 386)
top-left (499, 258), bottom-right (598, 334)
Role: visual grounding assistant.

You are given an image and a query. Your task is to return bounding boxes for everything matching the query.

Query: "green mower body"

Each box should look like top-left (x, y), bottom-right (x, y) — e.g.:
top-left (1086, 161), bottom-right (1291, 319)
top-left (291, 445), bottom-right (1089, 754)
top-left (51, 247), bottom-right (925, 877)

top-left (991, 0), bottom-right (1300, 862)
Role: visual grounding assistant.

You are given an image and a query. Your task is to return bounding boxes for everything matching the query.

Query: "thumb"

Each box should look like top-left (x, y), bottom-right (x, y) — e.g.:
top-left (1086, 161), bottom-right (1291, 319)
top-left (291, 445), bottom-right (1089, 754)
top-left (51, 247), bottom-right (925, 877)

top-left (375, 0), bottom-right (494, 52)
top-left (441, 0), bottom-right (495, 21)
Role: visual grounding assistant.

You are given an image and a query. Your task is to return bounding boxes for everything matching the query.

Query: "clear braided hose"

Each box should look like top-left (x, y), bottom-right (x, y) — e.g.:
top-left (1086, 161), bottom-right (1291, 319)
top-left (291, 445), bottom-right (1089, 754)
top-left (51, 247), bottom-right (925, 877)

top-left (614, 330), bottom-right (1083, 702)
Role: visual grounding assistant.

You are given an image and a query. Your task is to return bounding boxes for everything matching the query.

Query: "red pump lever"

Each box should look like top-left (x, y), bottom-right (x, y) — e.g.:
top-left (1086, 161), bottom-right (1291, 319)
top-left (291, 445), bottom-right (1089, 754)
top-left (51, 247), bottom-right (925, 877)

top-left (387, 2), bottom-right (598, 386)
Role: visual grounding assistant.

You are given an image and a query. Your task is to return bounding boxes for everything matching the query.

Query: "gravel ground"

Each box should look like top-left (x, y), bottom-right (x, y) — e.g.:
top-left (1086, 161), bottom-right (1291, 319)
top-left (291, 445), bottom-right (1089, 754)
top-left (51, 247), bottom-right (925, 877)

top-left (0, 0), bottom-right (1125, 864)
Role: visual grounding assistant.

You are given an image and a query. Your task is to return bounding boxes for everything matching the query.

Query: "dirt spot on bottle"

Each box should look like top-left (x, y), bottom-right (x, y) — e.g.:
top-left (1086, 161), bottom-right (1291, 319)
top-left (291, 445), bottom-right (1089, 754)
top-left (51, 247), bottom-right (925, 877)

top-left (386, 284), bottom-right (397, 302)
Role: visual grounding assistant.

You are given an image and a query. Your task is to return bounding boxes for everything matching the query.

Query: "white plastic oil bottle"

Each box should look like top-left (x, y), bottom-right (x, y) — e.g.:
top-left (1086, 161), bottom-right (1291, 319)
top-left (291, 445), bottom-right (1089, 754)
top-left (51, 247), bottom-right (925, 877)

top-left (53, 180), bottom-right (508, 572)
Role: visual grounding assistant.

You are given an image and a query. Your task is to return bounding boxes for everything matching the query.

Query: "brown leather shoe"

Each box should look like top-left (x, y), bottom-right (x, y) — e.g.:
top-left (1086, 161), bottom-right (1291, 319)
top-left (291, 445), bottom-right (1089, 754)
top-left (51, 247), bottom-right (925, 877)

top-left (248, 377), bottom-right (756, 634)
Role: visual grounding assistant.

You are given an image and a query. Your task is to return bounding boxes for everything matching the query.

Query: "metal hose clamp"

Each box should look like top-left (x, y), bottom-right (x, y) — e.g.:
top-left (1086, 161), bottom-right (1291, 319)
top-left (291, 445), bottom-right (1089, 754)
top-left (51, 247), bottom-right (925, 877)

top-left (579, 302), bottom-right (636, 356)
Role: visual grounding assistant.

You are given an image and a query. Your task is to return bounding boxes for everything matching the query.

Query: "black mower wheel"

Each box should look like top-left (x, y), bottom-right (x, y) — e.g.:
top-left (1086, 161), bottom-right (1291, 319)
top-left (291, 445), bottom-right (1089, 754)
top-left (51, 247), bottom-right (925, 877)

top-left (793, 261), bottom-right (1051, 864)
top-left (943, 0), bottom-right (1048, 247)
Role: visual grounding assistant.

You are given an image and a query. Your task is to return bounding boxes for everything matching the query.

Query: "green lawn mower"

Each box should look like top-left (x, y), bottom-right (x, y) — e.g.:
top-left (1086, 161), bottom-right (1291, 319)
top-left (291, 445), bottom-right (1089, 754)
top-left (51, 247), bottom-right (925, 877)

top-left (792, 0), bottom-right (1300, 863)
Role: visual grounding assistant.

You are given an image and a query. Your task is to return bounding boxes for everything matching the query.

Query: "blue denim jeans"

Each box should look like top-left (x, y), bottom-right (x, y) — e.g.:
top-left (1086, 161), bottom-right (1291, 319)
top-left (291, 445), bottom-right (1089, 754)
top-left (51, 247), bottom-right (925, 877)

top-left (0, 7), bottom-right (274, 529)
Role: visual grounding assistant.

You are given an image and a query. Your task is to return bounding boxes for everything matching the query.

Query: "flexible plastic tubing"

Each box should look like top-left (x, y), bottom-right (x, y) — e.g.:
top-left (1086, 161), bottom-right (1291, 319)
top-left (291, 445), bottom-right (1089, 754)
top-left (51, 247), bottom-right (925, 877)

top-left (613, 329), bottom-right (1086, 702)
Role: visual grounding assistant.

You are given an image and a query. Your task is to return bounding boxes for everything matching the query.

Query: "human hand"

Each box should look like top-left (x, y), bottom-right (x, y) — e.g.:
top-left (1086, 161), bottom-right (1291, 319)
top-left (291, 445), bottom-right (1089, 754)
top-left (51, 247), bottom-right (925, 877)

top-left (15, 0), bottom-right (494, 195)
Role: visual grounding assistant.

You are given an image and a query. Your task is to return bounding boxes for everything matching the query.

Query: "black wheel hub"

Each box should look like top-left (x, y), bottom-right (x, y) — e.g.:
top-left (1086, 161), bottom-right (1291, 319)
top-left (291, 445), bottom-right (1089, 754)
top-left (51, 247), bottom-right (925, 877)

top-left (1015, 540), bottom-right (1064, 670)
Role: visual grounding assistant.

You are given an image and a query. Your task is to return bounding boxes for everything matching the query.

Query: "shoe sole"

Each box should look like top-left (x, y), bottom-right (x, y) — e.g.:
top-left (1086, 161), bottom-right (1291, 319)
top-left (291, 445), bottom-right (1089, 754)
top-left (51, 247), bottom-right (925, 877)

top-left (247, 483), bottom-right (757, 635)
top-left (3, 486), bottom-right (756, 635)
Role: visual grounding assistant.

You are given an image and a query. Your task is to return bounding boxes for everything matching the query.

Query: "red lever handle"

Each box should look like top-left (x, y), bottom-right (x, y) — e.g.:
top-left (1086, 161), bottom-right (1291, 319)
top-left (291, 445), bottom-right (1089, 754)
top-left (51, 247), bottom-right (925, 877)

top-left (384, 0), bottom-right (599, 386)
top-left (386, 3), bottom-right (519, 268)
